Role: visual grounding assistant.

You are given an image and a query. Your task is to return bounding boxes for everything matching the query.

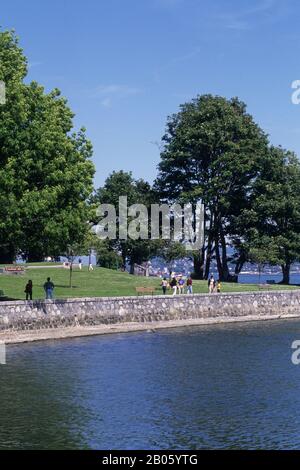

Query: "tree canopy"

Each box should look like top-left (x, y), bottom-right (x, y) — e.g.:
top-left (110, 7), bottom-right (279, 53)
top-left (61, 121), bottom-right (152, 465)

top-left (94, 171), bottom-right (160, 273)
top-left (0, 30), bottom-right (95, 262)
top-left (234, 147), bottom-right (300, 283)
top-left (155, 94), bottom-right (269, 281)
top-left (1, 29), bottom-right (300, 285)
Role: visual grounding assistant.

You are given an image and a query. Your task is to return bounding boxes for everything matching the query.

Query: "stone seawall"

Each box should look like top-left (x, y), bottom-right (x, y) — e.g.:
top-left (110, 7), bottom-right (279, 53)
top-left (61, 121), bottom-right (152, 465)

top-left (0, 290), bottom-right (300, 332)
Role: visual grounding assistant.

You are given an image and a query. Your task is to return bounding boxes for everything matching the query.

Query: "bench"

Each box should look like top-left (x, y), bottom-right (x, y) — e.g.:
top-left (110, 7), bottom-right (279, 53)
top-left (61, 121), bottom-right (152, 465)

top-left (135, 287), bottom-right (156, 296)
top-left (258, 284), bottom-right (273, 290)
top-left (4, 266), bottom-right (25, 275)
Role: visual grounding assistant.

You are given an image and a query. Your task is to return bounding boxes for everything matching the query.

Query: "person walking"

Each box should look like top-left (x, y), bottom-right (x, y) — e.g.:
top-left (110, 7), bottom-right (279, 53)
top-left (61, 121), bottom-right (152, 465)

top-left (217, 280), bottom-right (221, 293)
top-left (178, 275), bottom-right (185, 294)
top-left (170, 276), bottom-right (178, 296)
top-left (78, 258), bottom-right (82, 270)
top-left (208, 275), bottom-right (215, 294)
top-left (24, 280), bottom-right (33, 300)
top-left (88, 263), bottom-right (94, 272)
top-left (161, 277), bottom-right (168, 294)
top-left (44, 277), bottom-right (55, 299)
top-left (186, 276), bottom-right (193, 294)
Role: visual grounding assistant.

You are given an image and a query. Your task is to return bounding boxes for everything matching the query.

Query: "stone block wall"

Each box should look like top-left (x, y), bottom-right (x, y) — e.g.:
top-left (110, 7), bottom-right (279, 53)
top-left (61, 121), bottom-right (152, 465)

top-left (0, 290), bottom-right (299, 331)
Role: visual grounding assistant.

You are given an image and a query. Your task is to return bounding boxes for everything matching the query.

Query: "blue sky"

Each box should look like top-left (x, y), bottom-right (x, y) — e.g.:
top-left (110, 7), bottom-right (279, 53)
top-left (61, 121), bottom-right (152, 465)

top-left (2, 0), bottom-right (300, 187)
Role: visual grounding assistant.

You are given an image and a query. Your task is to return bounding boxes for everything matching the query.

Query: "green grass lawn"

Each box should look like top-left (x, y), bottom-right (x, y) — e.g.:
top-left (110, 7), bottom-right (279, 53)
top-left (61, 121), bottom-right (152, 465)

top-left (0, 265), bottom-right (298, 300)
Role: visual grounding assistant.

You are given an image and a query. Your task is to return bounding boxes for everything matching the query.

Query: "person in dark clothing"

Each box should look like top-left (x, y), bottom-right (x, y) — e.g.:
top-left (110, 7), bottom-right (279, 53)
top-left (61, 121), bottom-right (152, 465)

top-left (25, 280), bottom-right (33, 300)
top-left (170, 277), bottom-right (178, 296)
top-left (44, 277), bottom-right (55, 299)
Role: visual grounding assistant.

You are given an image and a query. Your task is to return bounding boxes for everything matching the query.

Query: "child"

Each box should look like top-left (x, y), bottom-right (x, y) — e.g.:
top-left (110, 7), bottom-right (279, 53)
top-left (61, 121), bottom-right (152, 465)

top-left (217, 280), bottom-right (221, 293)
top-left (161, 278), bottom-right (168, 294)
top-left (25, 280), bottom-right (33, 300)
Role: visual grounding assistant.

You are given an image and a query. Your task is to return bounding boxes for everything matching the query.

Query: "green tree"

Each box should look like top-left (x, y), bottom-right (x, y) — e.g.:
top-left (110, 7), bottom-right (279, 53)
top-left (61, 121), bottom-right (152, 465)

top-left (158, 241), bottom-right (188, 275)
top-left (248, 237), bottom-right (280, 284)
top-left (155, 94), bottom-right (269, 281)
top-left (94, 171), bottom-right (160, 273)
top-left (0, 30), bottom-right (28, 262)
top-left (0, 30), bottom-right (95, 262)
top-left (236, 147), bottom-right (300, 284)
top-left (96, 240), bottom-right (122, 270)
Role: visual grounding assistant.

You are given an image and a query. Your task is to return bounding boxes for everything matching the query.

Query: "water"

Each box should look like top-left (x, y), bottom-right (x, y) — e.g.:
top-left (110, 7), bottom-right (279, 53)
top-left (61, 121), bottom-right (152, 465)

top-left (1, 320), bottom-right (300, 450)
top-left (239, 273), bottom-right (300, 284)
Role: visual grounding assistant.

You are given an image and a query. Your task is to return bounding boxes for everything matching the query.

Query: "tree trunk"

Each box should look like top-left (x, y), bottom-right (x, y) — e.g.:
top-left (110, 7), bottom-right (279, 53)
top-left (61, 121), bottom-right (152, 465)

top-left (204, 242), bottom-right (214, 280)
top-left (204, 220), bottom-right (214, 280)
top-left (234, 252), bottom-right (246, 277)
top-left (69, 262), bottom-right (73, 288)
top-left (215, 232), bottom-right (238, 282)
top-left (192, 246), bottom-right (205, 279)
top-left (204, 211), bottom-right (214, 280)
top-left (215, 241), bottom-right (224, 280)
top-left (220, 229), bottom-right (230, 281)
top-left (280, 263), bottom-right (290, 284)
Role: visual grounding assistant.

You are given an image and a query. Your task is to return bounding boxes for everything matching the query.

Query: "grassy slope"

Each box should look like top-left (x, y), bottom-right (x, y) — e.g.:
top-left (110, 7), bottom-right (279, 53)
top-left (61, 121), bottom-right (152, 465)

top-left (0, 265), bottom-right (297, 300)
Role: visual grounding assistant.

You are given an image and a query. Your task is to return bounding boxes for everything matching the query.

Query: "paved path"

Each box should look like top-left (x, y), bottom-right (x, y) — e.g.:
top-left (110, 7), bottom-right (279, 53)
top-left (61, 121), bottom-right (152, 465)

top-left (26, 265), bottom-right (66, 269)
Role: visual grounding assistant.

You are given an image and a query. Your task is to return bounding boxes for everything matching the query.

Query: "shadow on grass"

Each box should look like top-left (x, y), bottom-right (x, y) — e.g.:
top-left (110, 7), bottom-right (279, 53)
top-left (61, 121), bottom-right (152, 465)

top-left (0, 296), bottom-right (19, 301)
top-left (36, 284), bottom-right (79, 289)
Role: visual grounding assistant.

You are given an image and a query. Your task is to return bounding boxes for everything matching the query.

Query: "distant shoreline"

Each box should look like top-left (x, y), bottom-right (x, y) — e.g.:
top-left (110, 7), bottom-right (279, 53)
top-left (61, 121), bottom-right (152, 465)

top-left (239, 271), bottom-right (300, 276)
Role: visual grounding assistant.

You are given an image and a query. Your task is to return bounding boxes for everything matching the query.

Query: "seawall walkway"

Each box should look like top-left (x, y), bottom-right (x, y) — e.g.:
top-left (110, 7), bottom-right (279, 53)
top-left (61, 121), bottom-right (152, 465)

top-left (0, 290), bottom-right (299, 343)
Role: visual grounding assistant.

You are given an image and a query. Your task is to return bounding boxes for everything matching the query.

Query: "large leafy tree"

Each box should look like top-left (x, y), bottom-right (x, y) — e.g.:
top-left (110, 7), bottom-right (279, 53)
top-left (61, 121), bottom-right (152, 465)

top-left (0, 30), bottom-right (28, 262)
top-left (155, 94), bottom-right (269, 281)
top-left (0, 30), bottom-right (95, 262)
top-left (235, 147), bottom-right (300, 284)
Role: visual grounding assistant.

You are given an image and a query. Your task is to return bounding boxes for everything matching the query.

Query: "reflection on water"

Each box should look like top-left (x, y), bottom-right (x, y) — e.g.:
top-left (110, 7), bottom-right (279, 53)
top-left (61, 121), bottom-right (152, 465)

top-left (1, 319), bottom-right (300, 449)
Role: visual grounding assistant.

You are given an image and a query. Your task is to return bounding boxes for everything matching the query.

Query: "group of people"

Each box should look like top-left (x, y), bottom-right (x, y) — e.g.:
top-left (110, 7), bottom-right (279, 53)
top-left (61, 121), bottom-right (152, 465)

top-left (160, 273), bottom-right (222, 296)
top-left (24, 277), bottom-right (55, 300)
top-left (161, 275), bottom-right (193, 296)
top-left (65, 259), bottom-right (94, 271)
top-left (23, 272), bottom-right (221, 300)
top-left (24, 259), bottom-right (95, 300)
top-left (78, 259), bottom-right (94, 271)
